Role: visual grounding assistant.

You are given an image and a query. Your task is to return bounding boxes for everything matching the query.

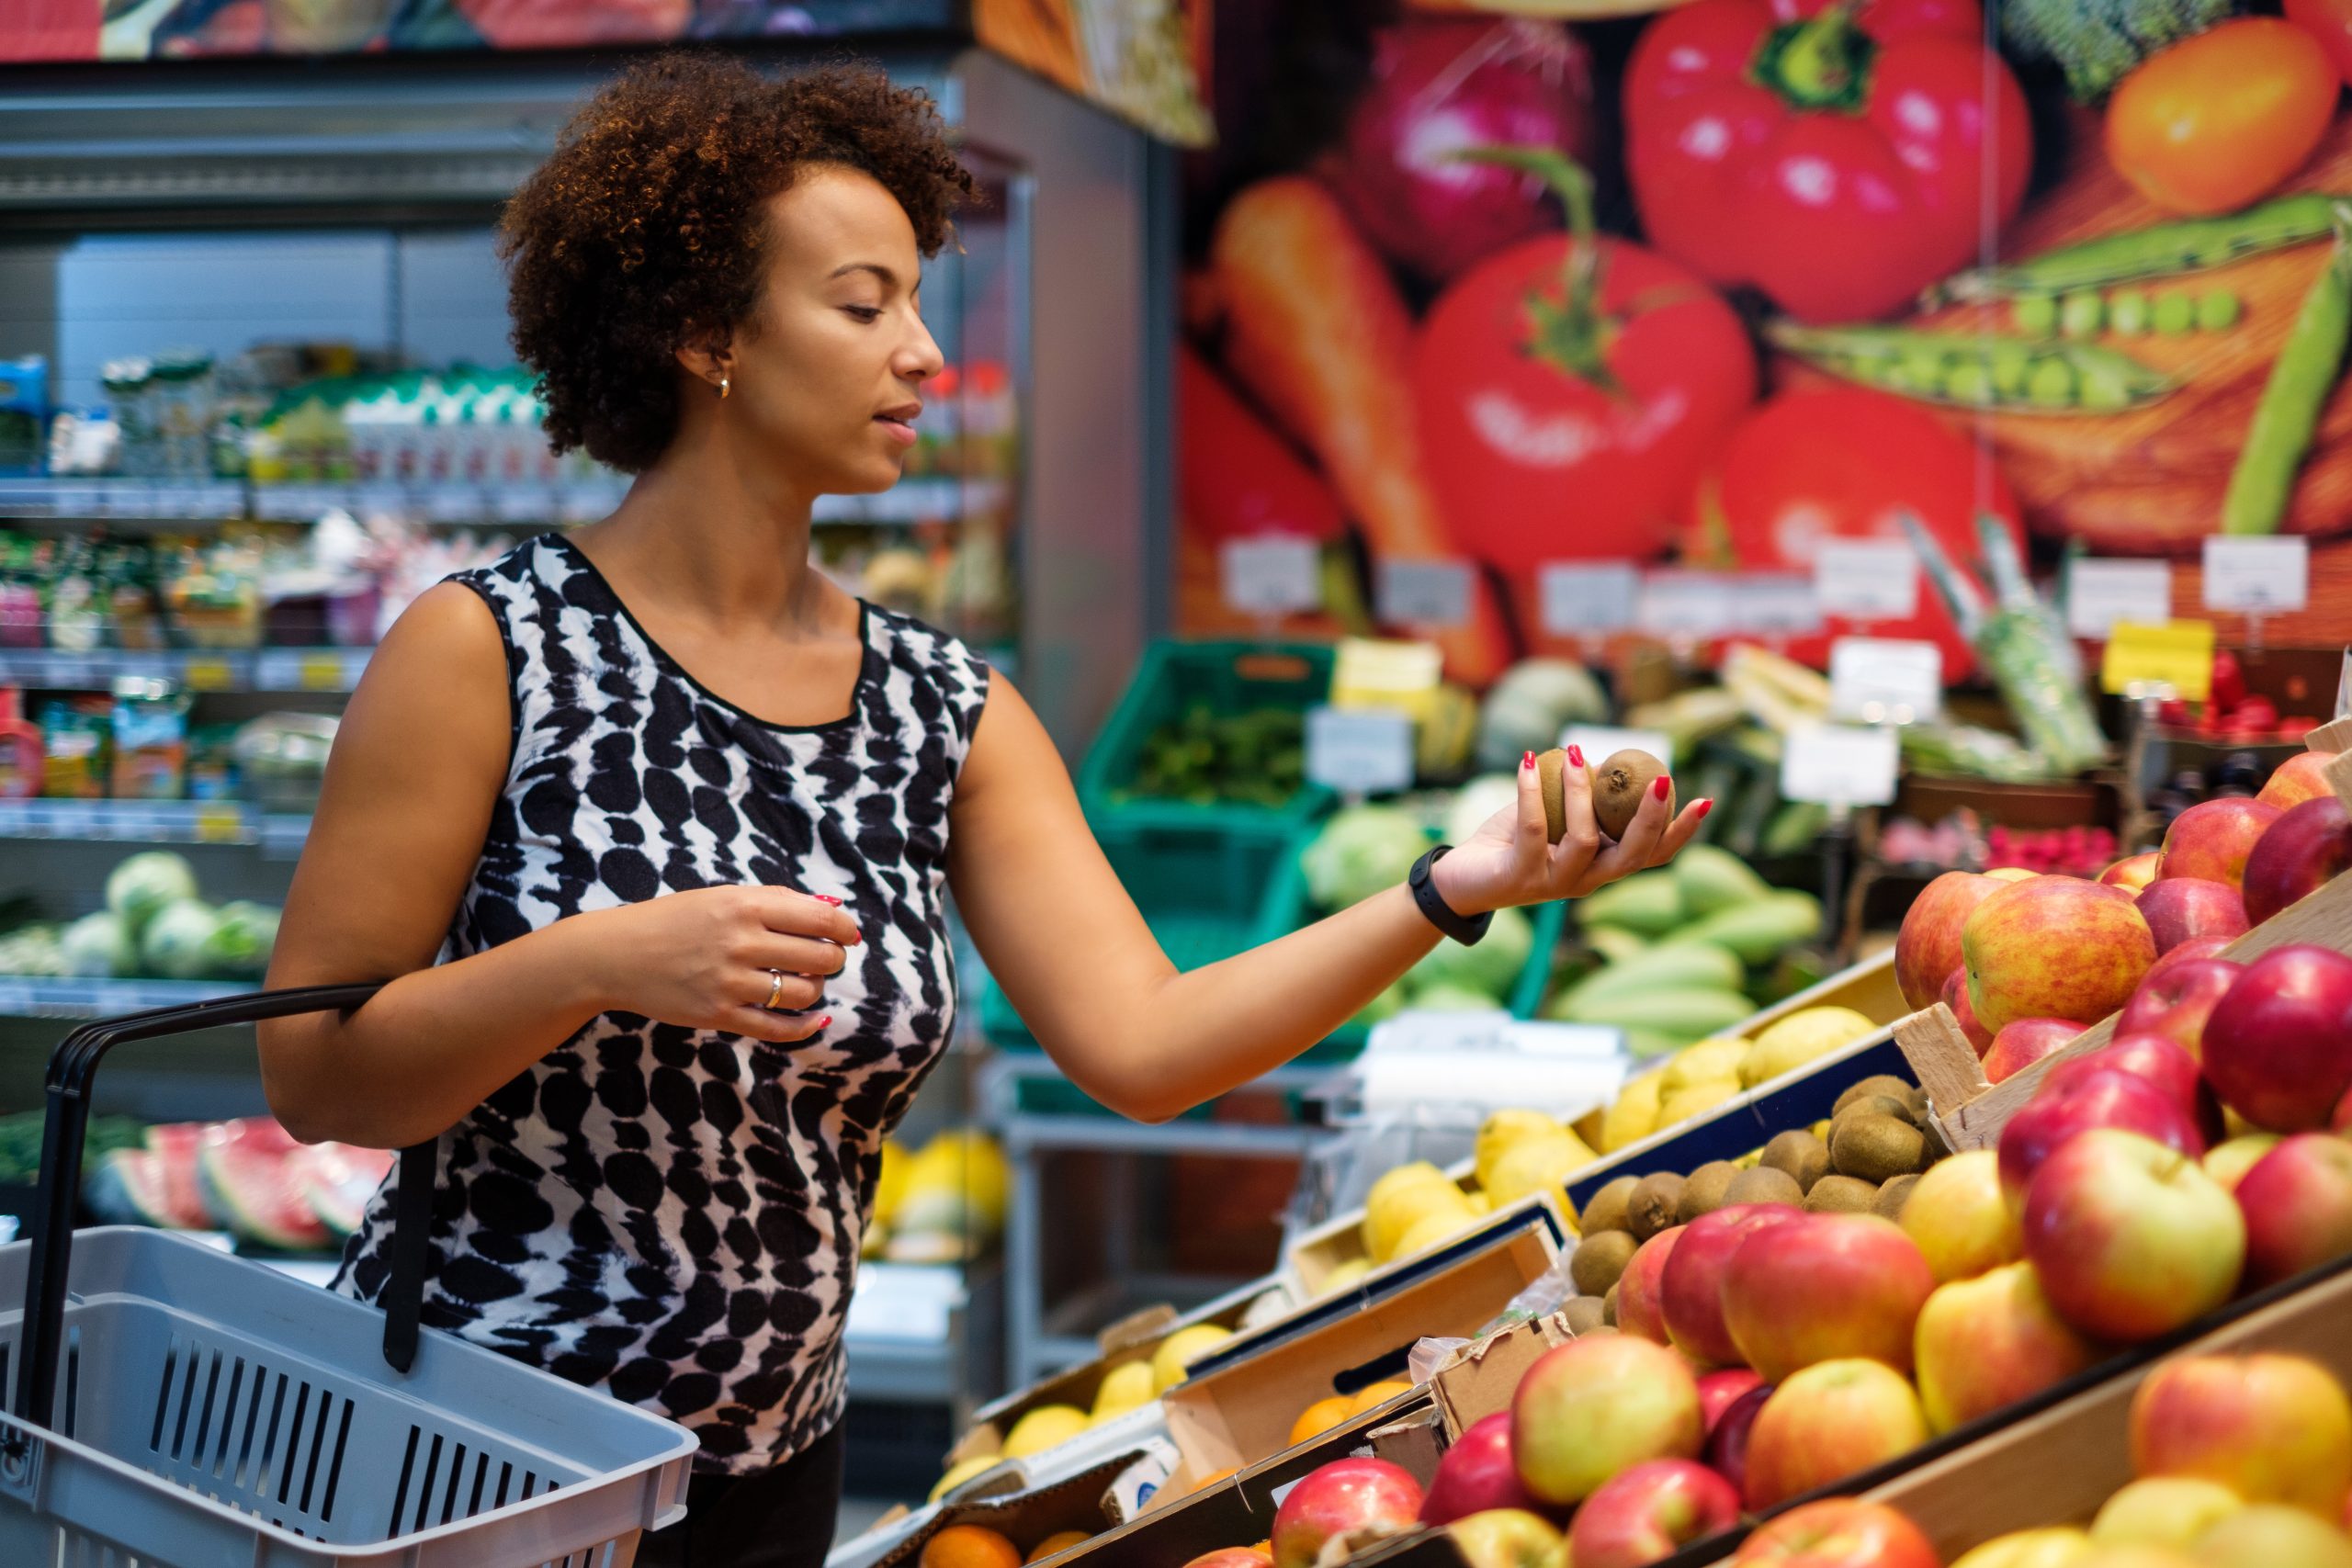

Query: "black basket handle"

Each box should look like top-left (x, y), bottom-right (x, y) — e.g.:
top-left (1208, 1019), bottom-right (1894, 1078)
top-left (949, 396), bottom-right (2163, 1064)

top-left (9, 983), bottom-right (441, 1432)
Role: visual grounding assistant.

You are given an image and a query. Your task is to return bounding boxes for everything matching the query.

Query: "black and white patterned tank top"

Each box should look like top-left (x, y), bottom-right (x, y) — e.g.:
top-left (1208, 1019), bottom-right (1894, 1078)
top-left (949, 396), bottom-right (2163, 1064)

top-left (331, 532), bottom-right (991, 1472)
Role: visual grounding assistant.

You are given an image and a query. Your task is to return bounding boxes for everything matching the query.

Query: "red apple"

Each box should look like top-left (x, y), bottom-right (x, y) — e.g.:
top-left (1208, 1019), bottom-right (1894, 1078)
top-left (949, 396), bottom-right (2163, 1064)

top-left (1902, 1148), bottom-right (2023, 1284)
top-left (1913, 1261), bottom-right (2103, 1435)
top-left (1964, 877), bottom-right (2158, 1033)
top-left (1511, 1335), bottom-right (1703, 1506)
top-left (1997, 1069), bottom-right (2206, 1208)
top-left (1704, 1384), bottom-right (1771, 1497)
top-left (1944, 967), bottom-right (1993, 1055)
top-left (1421, 1412), bottom-right (1548, 1526)
top-left (1733, 1499), bottom-right (1942, 1568)
top-left (1661, 1204), bottom-right (1803, 1368)
top-left (2203, 1134), bottom-right (2283, 1195)
top-left (1616, 1226), bottom-right (1684, 1346)
top-left (1182, 1552), bottom-right (1274, 1568)
top-left (2157, 798), bottom-right (2285, 890)
top-left (1740, 1359), bottom-right (1930, 1509)
top-left (2242, 797), bottom-right (2352, 927)
top-left (2257, 751), bottom-right (2338, 810)
top-left (1271, 1458), bottom-right (1424, 1568)
top-left (1984, 1019), bottom-right (2087, 1085)
top-left (2118, 955), bottom-right (2244, 1060)
top-left (2022, 1129), bottom-right (2245, 1343)
top-left (2102, 853), bottom-right (2162, 892)
top-left (1722, 1214), bottom-right (1935, 1382)
top-left (2135, 878), bottom-right (2250, 954)
top-left (1699, 1369), bottom-right (1765, 1434)
top-left (2041, 1033), bottom-right (2222, 1146)
top-left (2131, 1352), bottom-right (2352, 1517)
top-left (1898, 871), bottom-right (2004, 1011)
top-left (1447, 1509), bottom-right (1569, 1568)
top-left (2233, 1134), bottom-right (2352, 1289)
top-left (1569, 1460), bottom-right (1741, 1568)
top-left (1947, 1528), bottom-right (2098, 1567)
top-left (2200, 944), bottom-right (2352, 1132)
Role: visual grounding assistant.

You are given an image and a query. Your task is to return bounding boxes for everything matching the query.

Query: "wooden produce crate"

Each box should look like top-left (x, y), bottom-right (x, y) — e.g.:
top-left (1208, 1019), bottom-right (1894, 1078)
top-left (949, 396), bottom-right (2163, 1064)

top-left (1285, 1155), bottom-right (1510, 1299)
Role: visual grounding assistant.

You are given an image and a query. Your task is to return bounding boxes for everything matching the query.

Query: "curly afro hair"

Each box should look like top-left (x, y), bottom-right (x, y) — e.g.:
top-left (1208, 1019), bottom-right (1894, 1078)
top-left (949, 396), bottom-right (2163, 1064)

top-left (499, 54), bottom-right (973, 473)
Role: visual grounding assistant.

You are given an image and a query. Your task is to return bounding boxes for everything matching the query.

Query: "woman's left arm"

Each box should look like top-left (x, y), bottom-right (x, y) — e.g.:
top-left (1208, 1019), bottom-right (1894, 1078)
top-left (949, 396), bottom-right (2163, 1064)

top-left (946, 676), bottom-right (1707, 1122)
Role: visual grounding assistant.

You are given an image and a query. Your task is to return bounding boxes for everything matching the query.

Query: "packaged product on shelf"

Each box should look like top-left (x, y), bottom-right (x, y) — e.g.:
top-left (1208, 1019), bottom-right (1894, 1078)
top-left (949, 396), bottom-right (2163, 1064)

top-left (231, 712), bottom-right (336, 813)
top-left (38, 695), bottom-right (109, 798)
top-left (0, 689), bottom-right (42, 799)
top-left (44, 537), bottom-right (104, 653)
top-left (109, 677), bottom-right (190, 801)
top-left (100, 357), bottom-right (157, 478)
top-left (185, 722), bottom-right (238, 802)
top-left (0, 537), bottom-right (44, 649)
top-left (962, 360), bottom-right (1018, 479)
top-left (149, 348), bottom-right (217, 481)
top-left (0, 355), bottom-right (46, 477)
top-left (105, 542), bottom-right (165, 650)
top-left (163, 536), bottom-right (263, 649)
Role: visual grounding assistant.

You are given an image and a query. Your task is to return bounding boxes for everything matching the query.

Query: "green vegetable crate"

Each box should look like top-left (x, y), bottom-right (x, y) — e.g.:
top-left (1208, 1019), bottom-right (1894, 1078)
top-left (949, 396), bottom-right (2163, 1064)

top-left (1075, 638), bottom-right (1338, 835)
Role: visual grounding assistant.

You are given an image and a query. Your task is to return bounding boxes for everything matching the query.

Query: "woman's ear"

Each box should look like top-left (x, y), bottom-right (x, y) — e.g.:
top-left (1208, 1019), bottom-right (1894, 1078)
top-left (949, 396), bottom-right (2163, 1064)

top-left (673, 328), bottom-right (732, 394)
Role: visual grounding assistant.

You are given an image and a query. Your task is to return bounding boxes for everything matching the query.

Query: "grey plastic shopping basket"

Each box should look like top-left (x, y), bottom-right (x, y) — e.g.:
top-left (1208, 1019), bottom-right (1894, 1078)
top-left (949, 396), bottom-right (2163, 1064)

top-left (0, 983), bottom-right (699, 1566)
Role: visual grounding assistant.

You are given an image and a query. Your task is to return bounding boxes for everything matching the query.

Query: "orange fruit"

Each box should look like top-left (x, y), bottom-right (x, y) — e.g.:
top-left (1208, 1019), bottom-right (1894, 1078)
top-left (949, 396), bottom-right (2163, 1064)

top-left (1288, 1395), bottom-right (1355, 1447)
top-left (1350, 1381), bottom-right (1412, 1415)
top-left (922, 1524), bottom-right (1022, 1568)
top-left (1026, 1530), bottom-right (1091, 1562)
top-left (1188, 1465), bottom-right (1239, 1496)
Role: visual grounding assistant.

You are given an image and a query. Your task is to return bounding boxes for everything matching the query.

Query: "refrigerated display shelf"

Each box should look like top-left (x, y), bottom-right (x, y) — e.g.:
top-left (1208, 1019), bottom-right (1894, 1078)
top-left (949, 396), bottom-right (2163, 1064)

top-left (0, 646), bottom-right (372, 693)
top-left (0, 800), bottom-right (310, 855)
top-left (0, 976), bottom-right (243, 1019)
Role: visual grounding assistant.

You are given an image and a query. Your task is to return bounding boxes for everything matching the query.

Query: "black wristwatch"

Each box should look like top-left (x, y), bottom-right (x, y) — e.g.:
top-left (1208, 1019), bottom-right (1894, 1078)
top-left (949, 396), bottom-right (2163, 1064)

top-left (1409, 844), bottom-right (1493, 946)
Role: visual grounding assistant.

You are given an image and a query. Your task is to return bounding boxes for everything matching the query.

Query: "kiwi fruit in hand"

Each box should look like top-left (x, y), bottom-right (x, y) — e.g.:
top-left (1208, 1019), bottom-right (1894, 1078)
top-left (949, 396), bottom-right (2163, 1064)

top-left (1594, 750), bottom-right (1671, 840)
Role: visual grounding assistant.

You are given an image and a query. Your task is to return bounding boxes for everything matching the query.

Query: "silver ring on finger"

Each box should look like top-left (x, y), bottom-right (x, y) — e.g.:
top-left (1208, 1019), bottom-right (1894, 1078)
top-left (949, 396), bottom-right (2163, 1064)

top-left (763, 968), bottom-right (786, 1010)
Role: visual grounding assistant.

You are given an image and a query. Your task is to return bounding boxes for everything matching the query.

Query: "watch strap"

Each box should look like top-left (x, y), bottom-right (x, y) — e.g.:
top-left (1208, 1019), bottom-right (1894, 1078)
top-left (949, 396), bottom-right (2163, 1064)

top-left (1410, 845), bottom-right (1493, 946)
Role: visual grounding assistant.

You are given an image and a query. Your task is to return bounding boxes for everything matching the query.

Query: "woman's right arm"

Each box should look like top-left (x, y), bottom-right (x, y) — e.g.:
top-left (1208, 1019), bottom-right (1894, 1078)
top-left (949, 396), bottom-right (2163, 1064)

top-left (257, 583), bottom-right (859, 1149)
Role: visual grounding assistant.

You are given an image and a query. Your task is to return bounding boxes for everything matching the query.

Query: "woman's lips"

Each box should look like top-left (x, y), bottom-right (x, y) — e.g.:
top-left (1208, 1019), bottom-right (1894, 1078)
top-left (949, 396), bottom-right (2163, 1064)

top-left (874, 415), bottom-right (918, 448)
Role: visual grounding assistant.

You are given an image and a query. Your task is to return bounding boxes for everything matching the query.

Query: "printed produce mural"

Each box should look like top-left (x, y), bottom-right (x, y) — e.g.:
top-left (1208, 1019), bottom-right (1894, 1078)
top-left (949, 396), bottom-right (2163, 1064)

top-left (1177, 0), bottom-right (2352, 673)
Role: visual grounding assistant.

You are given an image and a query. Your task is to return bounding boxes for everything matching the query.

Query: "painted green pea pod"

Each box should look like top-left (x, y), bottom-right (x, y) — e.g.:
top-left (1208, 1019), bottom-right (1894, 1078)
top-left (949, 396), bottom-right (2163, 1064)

top-left (1923, 193), bottom-right (2346, 306)
top-left (1767, 322), bottom-right (2177, 414)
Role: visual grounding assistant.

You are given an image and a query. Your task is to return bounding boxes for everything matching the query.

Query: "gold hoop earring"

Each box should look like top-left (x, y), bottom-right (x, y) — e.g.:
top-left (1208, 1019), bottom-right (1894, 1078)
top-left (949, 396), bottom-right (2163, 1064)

top-left (718, 373), bottom-right (731, 400)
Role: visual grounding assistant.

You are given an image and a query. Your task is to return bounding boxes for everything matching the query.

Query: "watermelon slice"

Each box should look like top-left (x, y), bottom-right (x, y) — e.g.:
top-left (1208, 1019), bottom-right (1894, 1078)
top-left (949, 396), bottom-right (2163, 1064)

top-left (301, 1143), bottom-right (392, 1238)
top-left (197, 1119), bottom-right (329, 1252)
top-left (142, 1122), bottom-right (214, 1229)
top-left (84, 1149), bottom-right (178, 1227)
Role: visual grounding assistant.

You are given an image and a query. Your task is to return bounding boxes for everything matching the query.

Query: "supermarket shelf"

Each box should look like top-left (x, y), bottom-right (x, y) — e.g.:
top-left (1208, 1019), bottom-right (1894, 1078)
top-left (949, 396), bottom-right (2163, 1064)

top-left (0, 799), bottom-right (311, 855)
top-left (0, 976), bottom-right (243, 1019)
top-left (0, 646), bottom-right (371, 693)
top-left (0, 476), bottom-right (1007, 527)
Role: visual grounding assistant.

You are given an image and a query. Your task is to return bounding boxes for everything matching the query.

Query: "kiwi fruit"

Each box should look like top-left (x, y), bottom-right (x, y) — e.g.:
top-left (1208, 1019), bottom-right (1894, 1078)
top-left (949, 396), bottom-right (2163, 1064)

top-left (1572, 1230), bottom-right (1639, 1297)
top-left (1724, 1165), bottom-right (1804, 1208)
top-left (1874, 1173), bottom-right (1921, 1222)
top-left (1627, 1173), bottom-right (1687, 1241)
top-left (1581, 1175), bottom-right (1641, 1236)
top-left (1835, 1094), bottom-right (1917, 1130)
top-left (1536, 749), bottom-right (1571, 844)
top-left (1592, 750), bottom-right (1672, 840)
top-left (1834, 1076), bottom-right (1921, 1118)
top-left (1562, 1294), bottom-right (1610, 1336)
top-left (1760, 1129), bottom-right (1831, 1194)
top-left (1831, 1114), bottom-right (1929, 1184)
top-left (1805, 1175), bottom-right (1880, 1213)
top-left (1602, 1283), bottom-right (1620, 1326)
top-left (1679, 1161), bottom-right (1741, 1223)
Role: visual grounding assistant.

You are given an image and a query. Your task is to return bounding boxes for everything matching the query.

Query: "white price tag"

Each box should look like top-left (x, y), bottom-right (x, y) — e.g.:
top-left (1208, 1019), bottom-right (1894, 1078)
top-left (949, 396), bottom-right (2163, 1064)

top-left (1781, 722), bottom-right (1901, 807)
top-left (1815, 540), bottom-right (1922, 619)
top-left (1562, 725), bottom-right (1676, 767)
top-left (1732, 575), bottom-right (1823, 636)
top-left (1220, 536), bottom-right (1322, 615)
top-left (1637, 571), bottom-right (1736, 637)
top-left (1829, 637), bottom-right (1943, 725)
top-left (2201, 537), bottom-right (2310, 614)
top-left (1306, 705), bottom-right (1416, 795)
top-left (1376, 558), bottom-right (1475, 627)
top-left (1538, 564), bottom-right (1640, 637)
top-left (1367, 1013), bottom-right (1623, 1059)
top-left (2068, 558), bottom-right (2174, 638)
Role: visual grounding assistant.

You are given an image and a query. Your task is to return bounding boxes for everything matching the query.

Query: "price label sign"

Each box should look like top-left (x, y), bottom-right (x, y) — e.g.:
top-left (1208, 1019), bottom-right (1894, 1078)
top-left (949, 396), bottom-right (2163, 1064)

top-left (2068, 558), bottom-right (2175, 638)
top-left (180, 657), bottom-right (234, 693)
top-left (1829, 637), bottom-right (1943, 725)
top-left (299, 653), bottom-right (347, 691)
top-left (1306, 705), bottom-right (1416, 795)
top-left (1732, 574), bottom-right (1823, 636)
top-left (193, 804), bottom-right (245, 844)
top-left (1636, 571), bottom-right (1736, 638)
top-left (1332, 637), bottom-right (1442, 716)
top-left (1562, 725), bottom-right (1677, 767)
top-left (1220, 536), bottom-right (1322, 615)
top-left (2100, 620), bottom-right (2216, 701)
top-left (2201, 536), bottom-right (2310, 614)
top-left (1815, 540), bottom-right (1922, 619)
top-left (1376, 558), bottom-right (1475, 627)
top-left (1781, 722), bottom-right (1901, 807)
top-left (1538, 564), bottom-right (1640, 637)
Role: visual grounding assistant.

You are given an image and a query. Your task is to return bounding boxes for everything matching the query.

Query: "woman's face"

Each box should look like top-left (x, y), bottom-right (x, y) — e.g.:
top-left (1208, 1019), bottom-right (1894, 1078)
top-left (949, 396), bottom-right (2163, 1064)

top-left (723, 164), bottom-right (944, 495)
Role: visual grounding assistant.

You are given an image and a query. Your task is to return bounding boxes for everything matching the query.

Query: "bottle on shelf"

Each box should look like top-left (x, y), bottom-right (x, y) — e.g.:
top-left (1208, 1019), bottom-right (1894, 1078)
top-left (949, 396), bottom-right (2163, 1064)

top-left (0, 687), bottom-right (41, 799)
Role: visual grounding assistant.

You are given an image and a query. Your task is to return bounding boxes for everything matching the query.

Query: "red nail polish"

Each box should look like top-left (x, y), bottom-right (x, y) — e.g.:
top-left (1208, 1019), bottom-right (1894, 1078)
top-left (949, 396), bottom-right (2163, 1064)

top-left (1567, 744), bottom-right (1585, 769)
top-left (817, 1015), bottom-right (833, 1029)
top-left (814, 895), bottom-right (842, 906)
top-left (1653, 774), bottom-right (1671, 801)
top-left (1695, 798), bottom-right (1713, 819)
top-left (1521, 750), bottom-right (1534, 770)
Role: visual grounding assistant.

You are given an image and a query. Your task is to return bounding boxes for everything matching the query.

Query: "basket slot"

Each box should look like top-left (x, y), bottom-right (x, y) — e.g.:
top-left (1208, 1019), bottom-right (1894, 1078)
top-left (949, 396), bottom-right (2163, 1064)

top-left (137, 1333), bottom-right (355, 1540)
top-left (392, 1421), bottom-right (560, 1537)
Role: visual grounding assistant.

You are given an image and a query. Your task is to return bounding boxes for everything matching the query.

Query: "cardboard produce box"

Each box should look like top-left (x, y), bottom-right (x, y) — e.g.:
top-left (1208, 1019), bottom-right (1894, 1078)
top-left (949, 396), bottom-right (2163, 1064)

top-left (1285, 1155), bottom-right (1499, 1299)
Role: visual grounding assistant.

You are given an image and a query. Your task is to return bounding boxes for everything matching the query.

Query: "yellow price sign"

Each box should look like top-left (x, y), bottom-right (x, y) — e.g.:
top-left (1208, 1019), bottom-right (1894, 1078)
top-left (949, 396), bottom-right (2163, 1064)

top-left (2100, 620), bottom-right (2215, 703)
top-left (1331, 637), bottom-right (1443, 723)
top-left (299, 653), bottom-right (345, 691)
top-left (181, 657), bottom-right (234, 693)
top-left (193, 804), bottom-right (245, 844)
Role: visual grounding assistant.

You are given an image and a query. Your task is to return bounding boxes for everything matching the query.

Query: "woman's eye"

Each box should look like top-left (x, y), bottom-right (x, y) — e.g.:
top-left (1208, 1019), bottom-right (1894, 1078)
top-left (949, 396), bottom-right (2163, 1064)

top-left (843, 306), bottom-right (883, 323)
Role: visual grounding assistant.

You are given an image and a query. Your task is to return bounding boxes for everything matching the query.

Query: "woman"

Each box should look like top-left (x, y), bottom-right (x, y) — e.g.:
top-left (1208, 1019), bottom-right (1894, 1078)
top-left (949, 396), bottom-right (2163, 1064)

top-left (256, 53), bottom-right (1707, 1567)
